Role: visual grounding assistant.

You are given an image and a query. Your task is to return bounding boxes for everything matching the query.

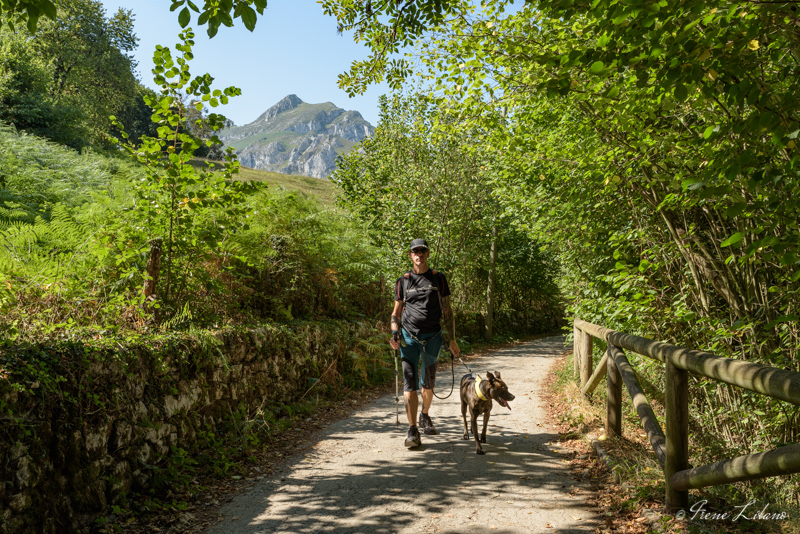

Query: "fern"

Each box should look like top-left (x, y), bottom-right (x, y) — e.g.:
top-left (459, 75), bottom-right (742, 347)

top-left (0, 203), bottom-right (95, 287)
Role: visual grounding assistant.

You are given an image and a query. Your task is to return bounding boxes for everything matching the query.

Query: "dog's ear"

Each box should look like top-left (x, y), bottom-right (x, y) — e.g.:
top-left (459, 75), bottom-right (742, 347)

top-left (494, 371), bottom-right (501, 380)
top-left (487, 371), bottom-right (496, 382)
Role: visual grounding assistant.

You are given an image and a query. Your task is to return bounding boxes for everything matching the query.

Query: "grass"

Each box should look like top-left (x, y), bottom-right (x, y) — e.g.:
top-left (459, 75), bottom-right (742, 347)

top-left (238, 166), bottom-right (337, 206)
top-left (189, 159), bottom-right (338, 206)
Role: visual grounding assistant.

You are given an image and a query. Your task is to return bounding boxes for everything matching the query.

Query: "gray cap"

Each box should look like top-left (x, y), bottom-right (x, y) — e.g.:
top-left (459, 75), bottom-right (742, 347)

top-left (409, 238), bottom-right (429, 251)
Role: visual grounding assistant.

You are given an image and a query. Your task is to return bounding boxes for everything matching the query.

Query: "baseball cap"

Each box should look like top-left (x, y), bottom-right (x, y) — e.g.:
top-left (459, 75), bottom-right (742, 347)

top-left (409, 238), bottom-right (429, 251)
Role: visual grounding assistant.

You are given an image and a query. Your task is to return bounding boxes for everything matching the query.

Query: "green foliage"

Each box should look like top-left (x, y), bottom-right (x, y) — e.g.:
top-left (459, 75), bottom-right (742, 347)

top-left (0, 0), bottom-right (142, 149)
top-left (34, 0), bottom-right (138, 147)
top-left (112, 28), bottom-right (257, 309)
top-left (317, 0), bottom-right (800, 506)
top-left (0, 27), bottom-right (86, 147)
top-left (228, 186), bottom-right (385, 322)
top-left (0, 0), bottom-right (57, 32)
top-left (0, 122), bottom-right (385, 337)
top-left (333, 92), bottom-right (562, 322)
top-left (319, 0), bottom-right (464, 96)
top-left (169, 0), bottom-right (267, 37)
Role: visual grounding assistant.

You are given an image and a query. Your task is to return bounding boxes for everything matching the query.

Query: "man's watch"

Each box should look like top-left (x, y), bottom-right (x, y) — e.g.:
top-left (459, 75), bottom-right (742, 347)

top-left (392, 330), bottom-right (400, 342)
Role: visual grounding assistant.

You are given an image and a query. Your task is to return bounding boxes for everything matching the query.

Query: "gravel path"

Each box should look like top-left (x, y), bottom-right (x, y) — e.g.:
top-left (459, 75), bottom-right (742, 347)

top-left (205, 335), bottom-right (601, 534)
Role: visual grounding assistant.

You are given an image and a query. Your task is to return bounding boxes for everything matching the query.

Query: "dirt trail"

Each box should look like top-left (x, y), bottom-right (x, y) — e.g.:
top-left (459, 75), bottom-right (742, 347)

top-left (205, 335), bottom-right (601, 534)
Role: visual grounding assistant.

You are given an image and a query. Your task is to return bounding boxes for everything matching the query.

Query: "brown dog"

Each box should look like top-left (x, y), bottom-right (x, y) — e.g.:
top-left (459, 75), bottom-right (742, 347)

top-left (460, 372), bottom-right (515, 454)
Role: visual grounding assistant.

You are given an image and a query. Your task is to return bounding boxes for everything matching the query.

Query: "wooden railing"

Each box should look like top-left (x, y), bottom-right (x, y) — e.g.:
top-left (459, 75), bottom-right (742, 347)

top-left (573, 319), bottom-right (800, 511)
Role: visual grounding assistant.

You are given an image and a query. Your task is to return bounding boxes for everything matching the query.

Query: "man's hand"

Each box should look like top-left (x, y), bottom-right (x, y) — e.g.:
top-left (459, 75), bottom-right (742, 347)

top-left (449, 339), bottom-right (460, 359)
top-left (390, 331), bottom-right (400, 350)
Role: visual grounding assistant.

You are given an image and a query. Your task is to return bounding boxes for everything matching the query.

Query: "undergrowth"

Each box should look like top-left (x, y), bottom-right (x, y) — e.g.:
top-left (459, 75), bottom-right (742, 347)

top-left (551, 344), bottom-right (799, 534)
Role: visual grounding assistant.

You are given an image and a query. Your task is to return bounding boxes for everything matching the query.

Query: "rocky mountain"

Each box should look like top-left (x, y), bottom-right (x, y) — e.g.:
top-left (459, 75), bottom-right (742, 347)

top-left (220, 94), bottom-right (374, 179)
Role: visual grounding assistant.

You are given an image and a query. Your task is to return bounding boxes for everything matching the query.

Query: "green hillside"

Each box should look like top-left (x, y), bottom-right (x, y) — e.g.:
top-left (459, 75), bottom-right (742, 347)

top-left (191, 159), bottom-right (337, 205)
top-left (237, 165), bottom-right (337, 205)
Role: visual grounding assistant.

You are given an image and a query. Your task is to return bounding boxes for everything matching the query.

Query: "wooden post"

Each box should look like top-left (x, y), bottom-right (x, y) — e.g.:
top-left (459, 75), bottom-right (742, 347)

top-left (665, 355), bottom-right (689, 512)
top-left (607, 347), bottom-right (622, 437)
top-left (580, 330), bottom-right (593, 395)
top-left (573, 324), bottom-right (581, 379)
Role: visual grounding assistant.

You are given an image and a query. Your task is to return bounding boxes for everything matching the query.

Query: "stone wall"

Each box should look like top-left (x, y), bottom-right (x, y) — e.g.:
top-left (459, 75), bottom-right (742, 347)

top-left (0, 320), bottom-right (377, 534)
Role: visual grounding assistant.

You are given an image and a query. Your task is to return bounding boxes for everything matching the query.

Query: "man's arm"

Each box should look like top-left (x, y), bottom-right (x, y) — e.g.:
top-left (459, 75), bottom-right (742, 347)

top-left (389, 300), bottom-right (404, 349)
top-left (391, 300), bottom-right (403, 333)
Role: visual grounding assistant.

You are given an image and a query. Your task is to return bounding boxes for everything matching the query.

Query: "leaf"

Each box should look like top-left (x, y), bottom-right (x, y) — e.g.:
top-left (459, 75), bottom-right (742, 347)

top-left (721, 233), bottom-right (743, 247)
top-left (178, 7), bottom-right (191, 28)
top-left (765, 315), bottom-right (799, 329)
top-left (241, 6), bottom-right (257, 31)
top-left (703, 126), bottom-right (714, 139)
top-left (42, 0), bottom-right (57, 19)
top-left (674, 84), bottom-right (688, 101)
top-left (725, 203), bottom-right (746, 218)
top-left (589, 61), bottom-right (605, 74)
top-left (747, 40), bottom-right (760, 51)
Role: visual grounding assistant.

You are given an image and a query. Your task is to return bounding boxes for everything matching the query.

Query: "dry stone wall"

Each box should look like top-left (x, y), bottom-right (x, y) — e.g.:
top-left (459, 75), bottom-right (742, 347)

top-left (0, 320), bottom-right (376, 534)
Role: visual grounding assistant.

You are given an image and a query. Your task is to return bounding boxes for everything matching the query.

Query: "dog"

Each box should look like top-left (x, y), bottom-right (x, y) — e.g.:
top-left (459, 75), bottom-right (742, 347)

top-left (460, 371), bottom-right (515, 455)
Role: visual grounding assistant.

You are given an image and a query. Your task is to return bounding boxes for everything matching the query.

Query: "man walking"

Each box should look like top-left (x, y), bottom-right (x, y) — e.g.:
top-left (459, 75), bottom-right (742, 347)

top-left (389, 238), bottom-right (460, 448)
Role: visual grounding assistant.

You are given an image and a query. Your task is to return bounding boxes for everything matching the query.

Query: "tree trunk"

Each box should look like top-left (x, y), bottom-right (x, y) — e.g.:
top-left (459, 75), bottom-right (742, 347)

top-left (144, 238), bottom-right (162, 308)
top-left (485, 225), bottom-right (498, 342)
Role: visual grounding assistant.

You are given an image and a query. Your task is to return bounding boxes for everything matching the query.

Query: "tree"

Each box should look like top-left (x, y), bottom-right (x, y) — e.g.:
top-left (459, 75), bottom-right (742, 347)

top-left (33, 0), bottom-right (138, 145)
top-left (112, 28), bottom-right (257, 306)
top-left (0, 26), bottom-right (86, 146)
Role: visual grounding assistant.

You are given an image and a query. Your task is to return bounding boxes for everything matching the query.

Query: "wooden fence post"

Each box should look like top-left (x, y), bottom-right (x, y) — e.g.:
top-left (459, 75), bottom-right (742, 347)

top-left (580, 330), bottom-right (593, 396)
top-left (607, 347), bottom-right (622, 437)
top-left (665, 355), bottom-right (689, 512)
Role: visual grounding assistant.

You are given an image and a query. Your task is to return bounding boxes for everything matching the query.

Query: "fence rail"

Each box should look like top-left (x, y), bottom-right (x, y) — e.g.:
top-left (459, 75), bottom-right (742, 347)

top-left (573, 319), bottom-right (800, 511)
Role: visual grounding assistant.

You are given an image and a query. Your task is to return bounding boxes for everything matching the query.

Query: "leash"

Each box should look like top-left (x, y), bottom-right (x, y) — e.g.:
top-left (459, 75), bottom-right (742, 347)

top-left (413, 330), bottom-right (455, 400)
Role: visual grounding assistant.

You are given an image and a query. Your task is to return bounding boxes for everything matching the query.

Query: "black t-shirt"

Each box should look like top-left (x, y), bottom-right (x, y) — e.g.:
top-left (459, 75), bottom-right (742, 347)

top-left (394, 269), bottom-right (451, 335)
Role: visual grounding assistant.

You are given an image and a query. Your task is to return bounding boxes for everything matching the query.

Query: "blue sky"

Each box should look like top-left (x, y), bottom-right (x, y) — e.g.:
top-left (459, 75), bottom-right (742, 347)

top-left (99, 0), bottom-right (391, 126)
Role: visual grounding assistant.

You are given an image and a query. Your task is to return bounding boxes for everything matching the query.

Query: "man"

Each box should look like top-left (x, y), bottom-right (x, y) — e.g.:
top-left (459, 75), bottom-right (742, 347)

top-left (389, 238), bottom-right (460, 448)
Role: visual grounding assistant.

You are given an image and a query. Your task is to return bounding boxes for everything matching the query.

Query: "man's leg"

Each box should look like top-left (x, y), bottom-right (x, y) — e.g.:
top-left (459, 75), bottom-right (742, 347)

top-left (420, 387), bottom-right (433, 415)
top-left (400, 352), bottom-right (422, 448)
top-left (418, 361), bottom-right (439, 435)
top-left (404, 389), bottom-right (418, 426)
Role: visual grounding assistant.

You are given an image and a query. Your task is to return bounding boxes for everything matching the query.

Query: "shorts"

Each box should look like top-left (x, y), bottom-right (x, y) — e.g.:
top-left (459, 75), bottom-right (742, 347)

top-left (399, 329), bottom-right (442, 392)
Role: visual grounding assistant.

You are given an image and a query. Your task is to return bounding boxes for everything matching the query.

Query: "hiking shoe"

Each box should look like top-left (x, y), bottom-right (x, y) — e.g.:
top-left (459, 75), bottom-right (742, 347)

top-left (419, 412), bottom-right (437, 435)
top-left (404, 425), bottom-right (421, 448)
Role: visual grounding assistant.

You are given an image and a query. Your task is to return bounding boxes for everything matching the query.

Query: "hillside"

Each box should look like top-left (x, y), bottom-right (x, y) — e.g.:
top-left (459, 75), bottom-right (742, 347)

top-left (219, 95), bottom-right (374, 179)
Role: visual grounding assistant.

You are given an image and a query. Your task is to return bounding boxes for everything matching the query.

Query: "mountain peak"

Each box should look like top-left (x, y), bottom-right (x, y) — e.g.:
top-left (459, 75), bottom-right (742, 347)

top-left (221, 97), bottom-right (374, 179)
top-left (255, 94), bottom-right (304, 123)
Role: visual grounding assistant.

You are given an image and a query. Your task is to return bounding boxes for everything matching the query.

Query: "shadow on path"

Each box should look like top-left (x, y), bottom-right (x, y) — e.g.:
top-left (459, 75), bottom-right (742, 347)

top-left (207, 336), bottom-right (600, 534)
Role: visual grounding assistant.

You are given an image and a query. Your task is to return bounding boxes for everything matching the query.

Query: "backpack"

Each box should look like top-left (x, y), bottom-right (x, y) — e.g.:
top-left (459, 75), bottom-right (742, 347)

top-left (401, 270), bottom-right (444, 312)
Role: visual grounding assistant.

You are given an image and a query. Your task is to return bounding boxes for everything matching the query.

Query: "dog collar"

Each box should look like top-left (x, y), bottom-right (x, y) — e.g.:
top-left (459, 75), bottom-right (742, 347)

top-left (474, 374), bottom-right (488, 401)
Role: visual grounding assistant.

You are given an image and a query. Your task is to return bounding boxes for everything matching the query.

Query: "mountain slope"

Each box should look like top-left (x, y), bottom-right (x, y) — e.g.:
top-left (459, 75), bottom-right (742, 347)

top-left (220, 94), bottom-right (374, 179)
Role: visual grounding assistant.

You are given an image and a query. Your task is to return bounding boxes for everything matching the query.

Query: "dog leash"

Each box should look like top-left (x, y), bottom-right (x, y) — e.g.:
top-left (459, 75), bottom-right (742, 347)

top-left (416, 331), bottom-right (456, 400)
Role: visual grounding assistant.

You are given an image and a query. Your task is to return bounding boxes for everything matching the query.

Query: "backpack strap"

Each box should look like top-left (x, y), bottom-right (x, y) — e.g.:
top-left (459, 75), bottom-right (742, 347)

top-left (402, 270), bottom-right (444, 311)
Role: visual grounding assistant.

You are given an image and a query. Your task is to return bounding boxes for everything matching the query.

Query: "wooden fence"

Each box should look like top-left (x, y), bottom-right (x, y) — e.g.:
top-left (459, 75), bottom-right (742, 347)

top-left (573, 319), bottom-right (800, 511)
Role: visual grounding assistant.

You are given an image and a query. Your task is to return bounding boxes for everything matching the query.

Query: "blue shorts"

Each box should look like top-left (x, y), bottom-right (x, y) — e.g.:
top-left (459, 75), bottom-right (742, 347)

top-left (399, 329), bottom-right (442, 392)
